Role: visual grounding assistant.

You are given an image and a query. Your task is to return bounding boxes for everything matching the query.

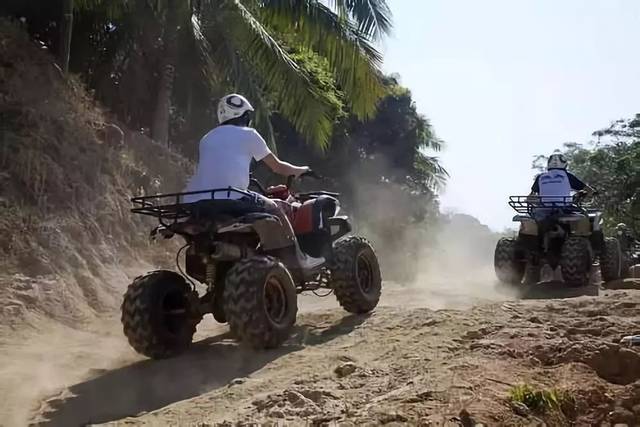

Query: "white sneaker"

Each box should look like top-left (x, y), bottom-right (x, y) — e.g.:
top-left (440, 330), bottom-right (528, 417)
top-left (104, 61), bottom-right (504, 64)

top-left (553, 266), bottom-right (563, 282)
top-left (540, 264), bottom-right (554, 282)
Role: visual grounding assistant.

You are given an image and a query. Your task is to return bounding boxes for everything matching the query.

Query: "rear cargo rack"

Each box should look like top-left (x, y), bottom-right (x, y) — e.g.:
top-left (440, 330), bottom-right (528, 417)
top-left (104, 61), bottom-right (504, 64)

top-left (508, 196), bottom-right (589, 215)
top-left (131, 187), bottom-right (253, 225)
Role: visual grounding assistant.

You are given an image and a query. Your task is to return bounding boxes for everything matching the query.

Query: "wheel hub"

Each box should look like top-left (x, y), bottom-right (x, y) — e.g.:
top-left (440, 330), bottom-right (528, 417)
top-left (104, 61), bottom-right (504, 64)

top-left (356, 252), bottom-right (374, 294)
top-left (161, 290), bottom-right (189, 335)
top-left (264, 276), bottom-right (287, 323)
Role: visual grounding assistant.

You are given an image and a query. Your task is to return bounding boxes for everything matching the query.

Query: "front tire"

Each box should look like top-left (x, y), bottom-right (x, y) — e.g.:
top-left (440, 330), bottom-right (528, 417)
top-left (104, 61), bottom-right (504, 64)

top-left (331, 236), bottom-right (382, 314)
top-left (494, 238), bottom-right (525, 285)
top-left (600, 237), bottom-right (623, 282)
top-left (560, 237), bottom-right (592, 287)
top-left (223, 256), bottom-right (298, 349)
top-left (121, 271), bottom-right (199, 359)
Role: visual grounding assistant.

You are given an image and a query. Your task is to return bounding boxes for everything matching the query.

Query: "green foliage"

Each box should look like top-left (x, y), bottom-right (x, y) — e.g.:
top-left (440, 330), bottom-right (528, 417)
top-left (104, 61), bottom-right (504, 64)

top-left (261, 0), bottom-right (386, 120)
top-left (1, 2), bottom-right (448, 284)
top-left (534, 114), bottom-right (640, 235)
top-left (509, 384), bottom-right (574, 414)
top-left (1, 0), bottom-right (392, 149)
top-left (269, 75), bottom-right (447, 281)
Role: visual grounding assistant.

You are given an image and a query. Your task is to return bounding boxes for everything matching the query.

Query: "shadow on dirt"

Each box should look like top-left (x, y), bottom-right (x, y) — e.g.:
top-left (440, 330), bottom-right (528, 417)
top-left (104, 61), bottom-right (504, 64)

top-left (517, 281), bottom-right (600, 300)
top-left (35, 314), bottom-right (369, 427)
top-left (602, 278), bottom-right (640, 290)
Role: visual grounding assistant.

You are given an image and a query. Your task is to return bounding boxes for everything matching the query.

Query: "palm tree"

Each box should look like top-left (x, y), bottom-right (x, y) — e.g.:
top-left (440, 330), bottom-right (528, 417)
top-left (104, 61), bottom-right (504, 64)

top-left (75, 0), bottom-right (393, 148)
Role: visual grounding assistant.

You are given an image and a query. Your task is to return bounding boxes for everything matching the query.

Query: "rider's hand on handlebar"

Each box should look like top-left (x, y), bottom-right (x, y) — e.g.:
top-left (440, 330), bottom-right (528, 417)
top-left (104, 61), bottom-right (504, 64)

top-left (297, 167), bottom-right (322, 179)
top-left (294, 166), bottom-right (311, 178)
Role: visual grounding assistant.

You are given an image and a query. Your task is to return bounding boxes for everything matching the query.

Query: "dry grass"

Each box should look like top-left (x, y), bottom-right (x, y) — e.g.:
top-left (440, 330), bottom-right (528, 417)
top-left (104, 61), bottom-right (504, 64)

top-left (0, 19), bottom-right (191, 325)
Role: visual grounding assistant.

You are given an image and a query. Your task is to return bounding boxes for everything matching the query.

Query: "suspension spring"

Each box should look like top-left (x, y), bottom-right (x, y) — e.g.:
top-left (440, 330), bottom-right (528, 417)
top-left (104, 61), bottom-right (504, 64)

top-left (205, 262), bottom-right (216, 292)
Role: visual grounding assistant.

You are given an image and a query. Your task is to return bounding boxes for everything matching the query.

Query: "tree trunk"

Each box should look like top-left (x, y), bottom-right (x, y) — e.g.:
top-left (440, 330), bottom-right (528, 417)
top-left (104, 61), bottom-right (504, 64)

top-left (60, 0), bottom-right (74, 72)
top-left (151, 0), bottom-right (179, 146)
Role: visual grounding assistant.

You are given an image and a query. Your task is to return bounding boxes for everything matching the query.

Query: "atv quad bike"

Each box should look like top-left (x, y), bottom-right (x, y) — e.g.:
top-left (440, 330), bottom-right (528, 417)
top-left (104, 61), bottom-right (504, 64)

top-left (122, 171), bottom-right (382, 359)
top-left (617, 229), bottom-right (640, 279)
top-left (494, 194), bottom-right (623, 287)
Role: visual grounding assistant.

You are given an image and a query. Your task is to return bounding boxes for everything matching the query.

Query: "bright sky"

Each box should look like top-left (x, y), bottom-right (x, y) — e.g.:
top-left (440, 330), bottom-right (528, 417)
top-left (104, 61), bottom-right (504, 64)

top-left (382, 0), bottom-right (640, 230)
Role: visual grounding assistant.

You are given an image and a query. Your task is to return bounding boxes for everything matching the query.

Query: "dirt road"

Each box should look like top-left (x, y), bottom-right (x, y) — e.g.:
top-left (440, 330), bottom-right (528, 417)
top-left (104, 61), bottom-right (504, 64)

top-left (2, 275), bottom-right (640, 426)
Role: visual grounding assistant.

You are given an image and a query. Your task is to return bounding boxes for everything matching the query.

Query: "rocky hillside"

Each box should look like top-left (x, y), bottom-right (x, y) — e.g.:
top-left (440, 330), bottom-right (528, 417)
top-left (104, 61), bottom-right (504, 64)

top-left (0, 19), bottom-right (191, 328)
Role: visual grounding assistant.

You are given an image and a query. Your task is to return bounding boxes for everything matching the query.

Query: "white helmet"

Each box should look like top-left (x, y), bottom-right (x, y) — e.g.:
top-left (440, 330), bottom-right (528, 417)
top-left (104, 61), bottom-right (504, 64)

top-left (547, 153), bottom-right (568, 170)
top-left (217, 94), bottom-right (254, 124)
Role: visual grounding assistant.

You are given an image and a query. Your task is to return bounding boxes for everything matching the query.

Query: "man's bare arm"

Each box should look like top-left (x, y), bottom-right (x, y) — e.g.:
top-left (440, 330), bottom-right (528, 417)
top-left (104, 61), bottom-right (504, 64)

top-left (262, 153), bottom-right (308, 177)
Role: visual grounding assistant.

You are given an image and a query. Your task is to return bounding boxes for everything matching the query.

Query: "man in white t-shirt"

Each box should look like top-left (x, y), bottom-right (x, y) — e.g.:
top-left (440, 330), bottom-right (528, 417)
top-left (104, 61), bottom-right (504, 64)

top-left (183, 93), bottom-right (323, 270)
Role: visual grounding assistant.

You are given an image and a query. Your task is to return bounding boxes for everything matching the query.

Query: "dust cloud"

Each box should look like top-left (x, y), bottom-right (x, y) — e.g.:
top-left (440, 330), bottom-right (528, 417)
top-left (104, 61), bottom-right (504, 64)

top-left (407, 213), bottom-right (519, 309)
top-left (346, 170), bottom-right (517, 309)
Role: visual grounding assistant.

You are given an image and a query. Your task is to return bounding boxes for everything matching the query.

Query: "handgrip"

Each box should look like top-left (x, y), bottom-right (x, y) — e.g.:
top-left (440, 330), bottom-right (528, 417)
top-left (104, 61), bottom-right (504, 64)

top-left (287, 169), bottom-right (319, 189)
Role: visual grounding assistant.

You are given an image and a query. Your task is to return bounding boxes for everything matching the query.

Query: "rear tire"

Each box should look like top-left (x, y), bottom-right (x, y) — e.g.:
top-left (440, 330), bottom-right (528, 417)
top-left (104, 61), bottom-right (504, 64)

top-left (121, 271), bottom-right (199, 359)
top-left (560, 237), bottom-right (592, 287)
top-left (494, 238), bottom-right (525, 285)
top-left (223, 256), bottom-right (297, 349)
top-left (601, 237), bottom-right (623, 282)
top-left (331, 236), bottom-right (382, 314)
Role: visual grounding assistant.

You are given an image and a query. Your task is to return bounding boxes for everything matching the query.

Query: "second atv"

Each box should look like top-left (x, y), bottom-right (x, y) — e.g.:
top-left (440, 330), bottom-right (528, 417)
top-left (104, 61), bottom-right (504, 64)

top-left (494, 194), bottom-right (623, 287)
top-left (122, 171), bottom-right (382, 359)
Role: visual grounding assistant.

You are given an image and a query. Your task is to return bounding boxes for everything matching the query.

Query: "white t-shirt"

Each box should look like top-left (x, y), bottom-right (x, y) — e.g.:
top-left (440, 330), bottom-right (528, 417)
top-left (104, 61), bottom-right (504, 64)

top-left (182, 125), bottom-right (271, 203)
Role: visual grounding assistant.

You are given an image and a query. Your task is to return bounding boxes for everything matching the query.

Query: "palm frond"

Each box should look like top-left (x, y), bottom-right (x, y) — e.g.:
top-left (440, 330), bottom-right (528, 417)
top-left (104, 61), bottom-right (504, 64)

top-left (328, 0), bottom-right (392, 40)
top-left (190, 12), bottom-right (226, 87)
top-left (414, 152), bottom-right (449, 190)
top-left (227, 47), bottom-right (278, 151)
top-left (261, 0), bottom-right (385, 119)
top-left (201, 0), bottom-right (337, 149)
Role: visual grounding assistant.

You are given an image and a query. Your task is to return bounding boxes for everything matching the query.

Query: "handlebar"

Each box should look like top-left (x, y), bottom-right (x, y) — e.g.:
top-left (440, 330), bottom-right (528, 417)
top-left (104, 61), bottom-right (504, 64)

top-left (250, 170), bottom-right (324, 197)
top-left (286, 169), bottom-right (321, 189)
top-left (573, 189), bottom-right (599, 203)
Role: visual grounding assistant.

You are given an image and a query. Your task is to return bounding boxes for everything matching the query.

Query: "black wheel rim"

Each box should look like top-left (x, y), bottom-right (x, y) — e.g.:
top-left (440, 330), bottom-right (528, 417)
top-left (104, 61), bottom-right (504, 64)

top-left (161, 290), bottom-right (189, 336)
top-left (356, 251), bottom-right (374, 294)
top-left (264, 276), bottom-right (287, 324)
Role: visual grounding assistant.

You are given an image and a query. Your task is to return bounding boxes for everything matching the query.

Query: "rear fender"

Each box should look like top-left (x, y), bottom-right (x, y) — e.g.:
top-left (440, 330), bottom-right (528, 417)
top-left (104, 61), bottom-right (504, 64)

top-left (557, 215), bottom-right (584, 223)
top-left (217, 213), bottom-right (292, 251)
top-left (558, 215), bottom-right (590, 236)
top-left (514, 216), bottom-right (538, 236)
top-left (216, 213), bottom-right (277, 234)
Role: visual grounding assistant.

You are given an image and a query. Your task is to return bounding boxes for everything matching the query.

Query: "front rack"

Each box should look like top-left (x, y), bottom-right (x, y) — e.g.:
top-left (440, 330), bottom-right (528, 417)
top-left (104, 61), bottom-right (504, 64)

top-left (508, 195), bottom-right (589, 215)
top-left (131, 187), bottom-right (254, 222)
